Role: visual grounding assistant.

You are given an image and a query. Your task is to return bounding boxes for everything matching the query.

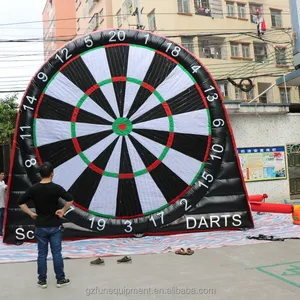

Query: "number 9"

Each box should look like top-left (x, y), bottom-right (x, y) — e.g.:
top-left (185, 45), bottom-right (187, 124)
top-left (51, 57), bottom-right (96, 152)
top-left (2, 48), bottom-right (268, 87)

top-left (37, 72), bottom-right (48, 82)
top-left (97, 219), bottom-right (106, 231)
top-left (212, 119), bottom-right (225, 127)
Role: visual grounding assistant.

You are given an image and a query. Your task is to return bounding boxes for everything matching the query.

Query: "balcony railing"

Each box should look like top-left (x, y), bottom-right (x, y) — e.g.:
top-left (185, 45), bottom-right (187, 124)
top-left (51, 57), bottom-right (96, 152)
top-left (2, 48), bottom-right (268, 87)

top-left (85, 13), bottom-right (99, 34)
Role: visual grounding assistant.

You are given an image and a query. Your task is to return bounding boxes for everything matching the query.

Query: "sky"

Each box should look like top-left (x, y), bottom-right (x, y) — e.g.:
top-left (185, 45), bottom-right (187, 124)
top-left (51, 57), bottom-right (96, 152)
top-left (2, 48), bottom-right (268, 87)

top-left (0, 0), bottom-right (47, 103)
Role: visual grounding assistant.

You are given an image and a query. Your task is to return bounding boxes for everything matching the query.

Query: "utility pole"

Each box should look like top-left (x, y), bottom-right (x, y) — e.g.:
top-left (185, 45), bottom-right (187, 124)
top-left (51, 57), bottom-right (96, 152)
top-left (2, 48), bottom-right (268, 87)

top-left (289, 0), bottom-right (300, 69)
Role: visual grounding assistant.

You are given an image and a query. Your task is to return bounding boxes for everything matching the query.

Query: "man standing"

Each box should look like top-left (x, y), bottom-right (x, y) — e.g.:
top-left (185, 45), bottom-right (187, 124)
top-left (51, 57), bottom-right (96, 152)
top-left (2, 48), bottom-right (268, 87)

top-left (18, 162), bottom-right (74, 289)
top-left (0, 170), bottom-right (7, 236)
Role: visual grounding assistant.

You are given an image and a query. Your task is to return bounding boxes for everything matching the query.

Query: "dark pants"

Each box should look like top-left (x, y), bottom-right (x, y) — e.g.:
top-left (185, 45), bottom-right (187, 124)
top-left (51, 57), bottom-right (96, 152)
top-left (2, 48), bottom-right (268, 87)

top-left (35, 226), bottom-right (65, 281)
top-left (0, 208), bottom-right (4, 236)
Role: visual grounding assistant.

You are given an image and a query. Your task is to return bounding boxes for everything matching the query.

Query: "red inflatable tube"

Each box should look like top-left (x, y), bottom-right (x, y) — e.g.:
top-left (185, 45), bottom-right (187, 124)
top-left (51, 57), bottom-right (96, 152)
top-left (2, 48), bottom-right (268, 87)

top-left (250, 202), bottom-right (293, 213)
top-left (248, 194), bottom-right (268, 202)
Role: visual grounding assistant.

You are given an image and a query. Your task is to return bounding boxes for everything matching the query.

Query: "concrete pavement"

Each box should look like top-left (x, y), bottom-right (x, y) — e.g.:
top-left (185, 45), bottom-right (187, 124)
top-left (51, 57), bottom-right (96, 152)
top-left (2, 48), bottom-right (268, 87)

top-left (1, 240), bottom-right (300, 299)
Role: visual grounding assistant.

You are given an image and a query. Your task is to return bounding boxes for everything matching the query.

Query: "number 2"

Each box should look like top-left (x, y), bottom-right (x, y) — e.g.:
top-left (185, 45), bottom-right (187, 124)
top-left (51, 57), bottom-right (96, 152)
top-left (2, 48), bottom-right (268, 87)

top-left (180, 199), bottom-right (192, 211)
top-left (55, 48), bottom-right (72, 63)
top-left (109, 30), bottom-right (126, 42)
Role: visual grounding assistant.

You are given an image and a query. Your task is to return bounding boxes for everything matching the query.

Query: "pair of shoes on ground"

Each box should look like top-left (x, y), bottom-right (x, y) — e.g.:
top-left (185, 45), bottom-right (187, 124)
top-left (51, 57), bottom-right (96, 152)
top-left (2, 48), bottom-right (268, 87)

top-left (90, 256), bottom-right (132, 265)
top-left (37, 278), bottom-right (70, 289)
top-left (175, 248), bottom-right (194, 255)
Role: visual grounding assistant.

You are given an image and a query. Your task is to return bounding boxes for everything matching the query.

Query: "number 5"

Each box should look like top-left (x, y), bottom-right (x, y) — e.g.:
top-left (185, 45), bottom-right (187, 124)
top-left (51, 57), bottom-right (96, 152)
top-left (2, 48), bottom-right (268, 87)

top-left (84, 36), bottom-right (93, 48)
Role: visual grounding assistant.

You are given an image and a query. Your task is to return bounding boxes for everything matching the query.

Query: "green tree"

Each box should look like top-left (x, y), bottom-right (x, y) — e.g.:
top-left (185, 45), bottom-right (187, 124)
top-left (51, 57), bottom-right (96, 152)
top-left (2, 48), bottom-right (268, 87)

top-left (0, 94), bottom-right (19, 144)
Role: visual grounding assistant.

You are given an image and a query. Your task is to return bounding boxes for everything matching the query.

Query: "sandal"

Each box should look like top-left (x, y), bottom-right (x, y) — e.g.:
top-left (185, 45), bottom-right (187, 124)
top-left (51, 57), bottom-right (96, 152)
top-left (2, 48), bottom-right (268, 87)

top-left (175, 248), bottom-right (186, 255)
top-left (117, 256), bottom-right (132, 263)
top-left (186, 248), bottom-right (194, 255)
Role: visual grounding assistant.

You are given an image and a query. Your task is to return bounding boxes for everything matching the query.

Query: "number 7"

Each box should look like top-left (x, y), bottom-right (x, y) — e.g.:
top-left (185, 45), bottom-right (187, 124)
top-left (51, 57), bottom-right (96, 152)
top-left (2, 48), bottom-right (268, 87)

top-left (64, 206), bottom-right (74, 216)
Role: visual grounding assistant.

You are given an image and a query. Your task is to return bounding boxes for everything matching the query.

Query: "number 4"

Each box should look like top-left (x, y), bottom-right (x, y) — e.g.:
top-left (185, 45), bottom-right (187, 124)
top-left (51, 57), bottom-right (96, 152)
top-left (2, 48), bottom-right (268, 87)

top-left (192, 66), bottom-right (201, 73)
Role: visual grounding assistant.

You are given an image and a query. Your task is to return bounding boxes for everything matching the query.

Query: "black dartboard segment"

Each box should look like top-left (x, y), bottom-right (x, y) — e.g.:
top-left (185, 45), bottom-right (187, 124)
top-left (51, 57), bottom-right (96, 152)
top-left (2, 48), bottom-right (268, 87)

top-left (7, 29), bottom-right (237, 236)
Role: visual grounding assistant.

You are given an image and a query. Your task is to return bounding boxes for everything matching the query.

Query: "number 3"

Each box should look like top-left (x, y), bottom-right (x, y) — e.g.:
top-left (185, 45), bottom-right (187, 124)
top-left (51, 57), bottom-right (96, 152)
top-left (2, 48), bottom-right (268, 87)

top-left (124, 220), bottom-right (132, 233)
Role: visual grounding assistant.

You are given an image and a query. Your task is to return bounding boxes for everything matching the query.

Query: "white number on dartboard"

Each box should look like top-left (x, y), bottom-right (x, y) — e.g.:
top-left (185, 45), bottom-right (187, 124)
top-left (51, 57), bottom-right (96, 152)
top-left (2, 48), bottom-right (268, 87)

top-left (26, 96), bottom-right (37, 105)
top-left (198, 171), bottom-right (214, 189)
top-left (25, 158), bottom-right (37, 168)
top-left (150, 212), bottom-right (164, 227)
top-left (212, 119), bottom-right (225, 127)
top-left (84, 36), bottom-right (93, 48)
top-left (144, 34), bottom-right (150, 44)
top-left (192, 66), bottom-right (201, 73)
top-left (210, 144), bottom-right (224, 160)
top-left (20, 126), bottom-right (31, 140)
top-left (89, 217), bottom-right (106, 231)
top-left (124, 220), bottom-right (132, 233)
top-left (180, 199), bottom-right (192, 211)
top-left (165, 43), bottom-right (181, 57)
top-left (55, 48), bottom-right (72, 63)
top-left (37, 72), bottom-right (48, 82)
top-left (64, 206), bottom-right (75, 216)
top-left (207, 93), bottom-right (218, 102)
top-left (109, 30), bottom-right (126, 42)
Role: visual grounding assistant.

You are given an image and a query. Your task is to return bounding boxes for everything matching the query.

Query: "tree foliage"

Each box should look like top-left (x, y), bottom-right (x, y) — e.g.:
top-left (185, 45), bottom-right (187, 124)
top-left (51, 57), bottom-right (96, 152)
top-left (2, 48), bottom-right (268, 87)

top-left (0, 94), bottom-right (19, 144)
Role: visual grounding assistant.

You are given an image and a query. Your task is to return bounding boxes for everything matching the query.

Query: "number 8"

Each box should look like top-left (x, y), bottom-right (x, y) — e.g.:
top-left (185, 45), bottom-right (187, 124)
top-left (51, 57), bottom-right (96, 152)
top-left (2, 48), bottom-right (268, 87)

top-left (25, 158), bottom-right (37, 168)
top-left (172, 46), bottom-right (181, 57)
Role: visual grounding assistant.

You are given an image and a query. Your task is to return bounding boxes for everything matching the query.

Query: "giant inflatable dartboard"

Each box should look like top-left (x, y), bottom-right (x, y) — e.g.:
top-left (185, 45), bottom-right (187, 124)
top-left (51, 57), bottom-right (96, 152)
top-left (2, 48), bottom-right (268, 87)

top-left (3, 29), bottom-right (253, 242)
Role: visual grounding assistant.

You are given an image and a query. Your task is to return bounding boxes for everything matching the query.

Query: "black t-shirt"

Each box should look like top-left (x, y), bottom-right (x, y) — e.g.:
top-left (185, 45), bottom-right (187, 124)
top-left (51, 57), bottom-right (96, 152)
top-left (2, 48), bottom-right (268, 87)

top-left (18, 182), bottom-right (73, 227)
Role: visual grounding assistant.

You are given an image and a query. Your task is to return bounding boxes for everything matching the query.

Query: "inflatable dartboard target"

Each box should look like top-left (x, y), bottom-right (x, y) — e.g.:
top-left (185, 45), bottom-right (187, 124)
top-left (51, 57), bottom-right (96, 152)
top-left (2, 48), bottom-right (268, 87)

top-left (4, 29), bottom-right (253, 241)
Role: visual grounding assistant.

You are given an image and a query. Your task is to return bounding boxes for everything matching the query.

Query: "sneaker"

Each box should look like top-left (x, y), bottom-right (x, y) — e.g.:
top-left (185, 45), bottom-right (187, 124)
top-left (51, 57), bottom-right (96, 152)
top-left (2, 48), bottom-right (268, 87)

top-left (56, 278), bottom-right (70, 288)
top-left (37, 280), bottom-right (47, 289)
top-left (90, 258), bottom-right (104, 265)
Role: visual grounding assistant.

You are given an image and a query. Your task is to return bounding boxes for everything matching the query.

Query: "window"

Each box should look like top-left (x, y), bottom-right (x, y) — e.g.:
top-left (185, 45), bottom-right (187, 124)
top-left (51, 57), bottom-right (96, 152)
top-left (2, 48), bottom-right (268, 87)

top-left (116, 9), bottom-right (122, 27)
top-left (122, 0), bottom-right (133, 21)
top-left (217, 81), bottom-right (229, 98)
top-left (231, 43), bottom-right (239, 57)
top-left (254, 43), bottom-right (268, 62)
top-left (235, 87), bottom-right (243, 100)
top-left (280, 88), bottom-right (291, 103)
top-left (181, 36), bottom-right (194, 53)
top-left (271, 9), bottom-right (282, 27)
top-left (275, 48), bottom-right (287, 65)
top-left (199, 37), bottom-right (226, 59)
top-left (237, 4), bottom-right (246, 18)
top-left (148, 10), bottom-right (156, 31)
top-left (194, 0), bottom-right (211, 16)
top-left (178, 0), bottom-right (190, 13)
top-left (246, 88), bottom-right (254, 100)
top-left (242, 44), bottom-right (250, 58)
top-left (249, 4), bottom-right (263, 24)
top-left (226, 2), bottom-right (235, 17)
top-left (87, 0), bottom-right (96, 12)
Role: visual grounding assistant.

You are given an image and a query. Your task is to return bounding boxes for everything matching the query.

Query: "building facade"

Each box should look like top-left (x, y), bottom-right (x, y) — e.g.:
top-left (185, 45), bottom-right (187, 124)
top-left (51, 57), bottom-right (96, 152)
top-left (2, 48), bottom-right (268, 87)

top-left (72, 0), bottom-right (299, 103)
top-left (42, 0), bottom-right (77, 60)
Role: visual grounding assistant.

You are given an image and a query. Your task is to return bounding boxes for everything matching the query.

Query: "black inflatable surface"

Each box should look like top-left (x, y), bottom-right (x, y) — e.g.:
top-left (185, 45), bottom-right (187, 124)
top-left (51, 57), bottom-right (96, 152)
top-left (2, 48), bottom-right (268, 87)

top-left (3, 29), bottom-right (253, 243)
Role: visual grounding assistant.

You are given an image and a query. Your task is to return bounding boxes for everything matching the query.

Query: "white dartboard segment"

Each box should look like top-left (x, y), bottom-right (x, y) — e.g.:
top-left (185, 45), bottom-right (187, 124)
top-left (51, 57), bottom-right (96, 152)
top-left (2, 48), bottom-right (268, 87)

top-left (125, 136), bottom-right (169, 213)
top-left (127, 46), bottom-right (155, 81)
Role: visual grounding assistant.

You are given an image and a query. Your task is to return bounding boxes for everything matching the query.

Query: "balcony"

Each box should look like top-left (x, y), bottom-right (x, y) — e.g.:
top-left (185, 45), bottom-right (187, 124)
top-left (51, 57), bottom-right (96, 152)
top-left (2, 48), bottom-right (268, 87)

top-left (194, 0), bottom-right (211, 16)
top-left (85, 13), bottom-right (99, 34)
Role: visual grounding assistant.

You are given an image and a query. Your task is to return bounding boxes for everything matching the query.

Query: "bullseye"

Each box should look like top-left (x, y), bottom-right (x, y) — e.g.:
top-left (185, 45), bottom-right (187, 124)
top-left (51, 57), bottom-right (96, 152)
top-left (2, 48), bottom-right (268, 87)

top-left (118, 123), bottom-right (127, 130)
